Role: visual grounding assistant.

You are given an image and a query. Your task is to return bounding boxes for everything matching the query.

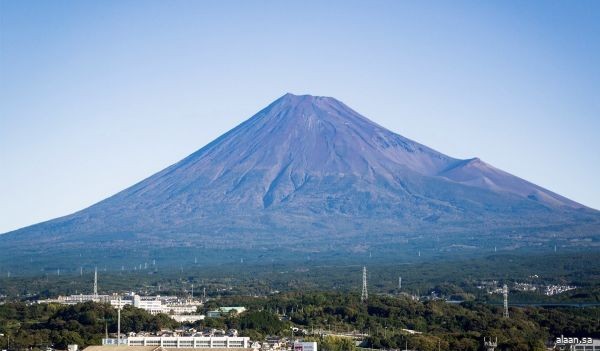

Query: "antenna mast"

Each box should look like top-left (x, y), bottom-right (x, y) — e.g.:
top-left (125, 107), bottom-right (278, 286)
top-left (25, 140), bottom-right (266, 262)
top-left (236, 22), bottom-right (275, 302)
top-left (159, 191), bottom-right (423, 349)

top-left (361, 266), bottom-right (368, 302)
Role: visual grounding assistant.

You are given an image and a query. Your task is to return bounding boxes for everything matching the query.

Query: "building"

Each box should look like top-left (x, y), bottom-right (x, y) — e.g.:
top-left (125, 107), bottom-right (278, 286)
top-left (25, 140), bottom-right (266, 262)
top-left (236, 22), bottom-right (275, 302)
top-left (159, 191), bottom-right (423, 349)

top-left (293, 342), bottom-right (317, 351)
top-left (85, 346), bottom-right (251, 351)
top-left (165, 304), bottom-right (200, 315)
top-left (109, 293), bottom-right (202, 315)
top-left (37, 272), bottom-right (201, 317)
top-left (169, 315), bottom-right (205, 323)
top-left (102, 336), bottom-right (250, 348)
top-left (207, 307), bottom-right (246, 318)
top-left (40, 294), bottom-right (112, 304)
top-left (557, 337), bottom-right (600, 351)
top-left (39, 292), bottom-right (201, 317)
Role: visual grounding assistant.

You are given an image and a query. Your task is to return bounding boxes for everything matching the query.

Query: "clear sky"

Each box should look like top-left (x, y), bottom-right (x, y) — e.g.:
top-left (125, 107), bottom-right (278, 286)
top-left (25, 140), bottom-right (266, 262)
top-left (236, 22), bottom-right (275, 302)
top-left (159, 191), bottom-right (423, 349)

top-left (1, 0), bottom-right (599, 233)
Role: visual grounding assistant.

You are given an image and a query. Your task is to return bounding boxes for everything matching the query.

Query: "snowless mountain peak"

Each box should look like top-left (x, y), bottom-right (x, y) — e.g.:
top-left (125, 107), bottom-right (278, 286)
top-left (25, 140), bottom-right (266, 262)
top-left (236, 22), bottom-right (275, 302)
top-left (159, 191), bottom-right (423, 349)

top-left (1, 93), bottom-right (593, 264)
top-left (159, 93), bottom-right (585, 210)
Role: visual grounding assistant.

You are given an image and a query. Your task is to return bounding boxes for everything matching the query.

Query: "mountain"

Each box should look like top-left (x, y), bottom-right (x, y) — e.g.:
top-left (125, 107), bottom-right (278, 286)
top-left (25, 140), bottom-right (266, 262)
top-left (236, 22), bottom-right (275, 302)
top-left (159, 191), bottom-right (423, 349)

top-left (1, 93), bottom-right (598, 271)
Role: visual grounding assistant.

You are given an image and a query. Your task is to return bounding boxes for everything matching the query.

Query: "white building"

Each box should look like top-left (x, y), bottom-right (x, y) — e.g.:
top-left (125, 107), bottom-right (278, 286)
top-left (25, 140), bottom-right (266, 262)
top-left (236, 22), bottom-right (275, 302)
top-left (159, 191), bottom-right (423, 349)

top-left (56, 294), bottom-right (112, 304)
top-left (109, 293), bottom-right (202, 315)
top-left (102, 336), bottom-right (250, 348)
top-left (169, 315), bottom-right (205, 323)
top-left (165, 303), bottom-right (200, 314)
top-left (39, 291), bottom-right (201, 317)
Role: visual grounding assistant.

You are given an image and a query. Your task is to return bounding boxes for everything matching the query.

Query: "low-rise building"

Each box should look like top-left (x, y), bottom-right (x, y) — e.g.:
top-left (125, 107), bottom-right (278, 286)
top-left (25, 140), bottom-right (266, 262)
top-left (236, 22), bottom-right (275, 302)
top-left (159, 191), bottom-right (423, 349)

top-left (207, 307), bottom-right (246, 318)
top-left (38, 292), bottom-right (202, 317)
top-left (109, 293), bottom-right (202, 315)
top-left (293, 342), bottom-right (317, 351)
top-left (38, 294), bottom-right (112, 305)
top-left (169, 315), bottom-right (205, 323)
top-left (102, 336), bottom-right (250, 348)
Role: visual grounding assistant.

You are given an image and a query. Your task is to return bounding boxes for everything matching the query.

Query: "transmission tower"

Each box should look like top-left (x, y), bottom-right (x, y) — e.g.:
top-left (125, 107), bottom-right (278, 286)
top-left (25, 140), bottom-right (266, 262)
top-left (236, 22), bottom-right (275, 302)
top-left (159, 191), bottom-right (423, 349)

top-left (93, 267), bottom-right (98, 298)
top-left (361, 266), bottom-right (368, 302)
top-left (502, 284), bottom-right (509, 318)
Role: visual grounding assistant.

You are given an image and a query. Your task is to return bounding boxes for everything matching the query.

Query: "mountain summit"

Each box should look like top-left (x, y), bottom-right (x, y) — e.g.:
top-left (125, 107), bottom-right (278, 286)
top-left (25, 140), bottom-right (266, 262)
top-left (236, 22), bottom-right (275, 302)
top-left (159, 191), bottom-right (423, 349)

top-left (1, 93), bottom-right (597, 270)
top-left (123, 92), bottom-right (579, 209)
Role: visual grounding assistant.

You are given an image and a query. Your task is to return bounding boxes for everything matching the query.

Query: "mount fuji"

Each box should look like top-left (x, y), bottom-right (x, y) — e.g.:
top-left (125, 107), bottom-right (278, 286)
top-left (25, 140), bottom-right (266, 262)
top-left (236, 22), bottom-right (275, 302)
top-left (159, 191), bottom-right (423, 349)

top-left (1, 93), bottom-right (598, 270)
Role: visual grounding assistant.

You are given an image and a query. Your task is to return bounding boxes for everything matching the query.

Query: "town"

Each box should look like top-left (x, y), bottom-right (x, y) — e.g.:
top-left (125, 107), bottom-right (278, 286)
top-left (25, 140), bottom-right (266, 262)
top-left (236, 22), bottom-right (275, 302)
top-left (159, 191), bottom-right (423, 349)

top-left (9, 267), bottom-right (594, 351)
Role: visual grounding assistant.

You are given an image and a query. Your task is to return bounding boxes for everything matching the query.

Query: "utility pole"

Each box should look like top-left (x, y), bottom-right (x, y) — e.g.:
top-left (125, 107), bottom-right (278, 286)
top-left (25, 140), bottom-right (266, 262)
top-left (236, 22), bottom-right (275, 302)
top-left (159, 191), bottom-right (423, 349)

top-left (117, 296), bottom-right (121, 346)
top-left (94, 267), bottom-right (98, 299)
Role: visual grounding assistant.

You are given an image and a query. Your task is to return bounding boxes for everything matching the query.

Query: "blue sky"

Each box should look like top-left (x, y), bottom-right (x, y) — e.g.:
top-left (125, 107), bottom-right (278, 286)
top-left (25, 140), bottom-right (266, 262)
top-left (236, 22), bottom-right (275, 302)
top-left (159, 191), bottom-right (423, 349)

top-left (1, 0), bottom-right (599, 233)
